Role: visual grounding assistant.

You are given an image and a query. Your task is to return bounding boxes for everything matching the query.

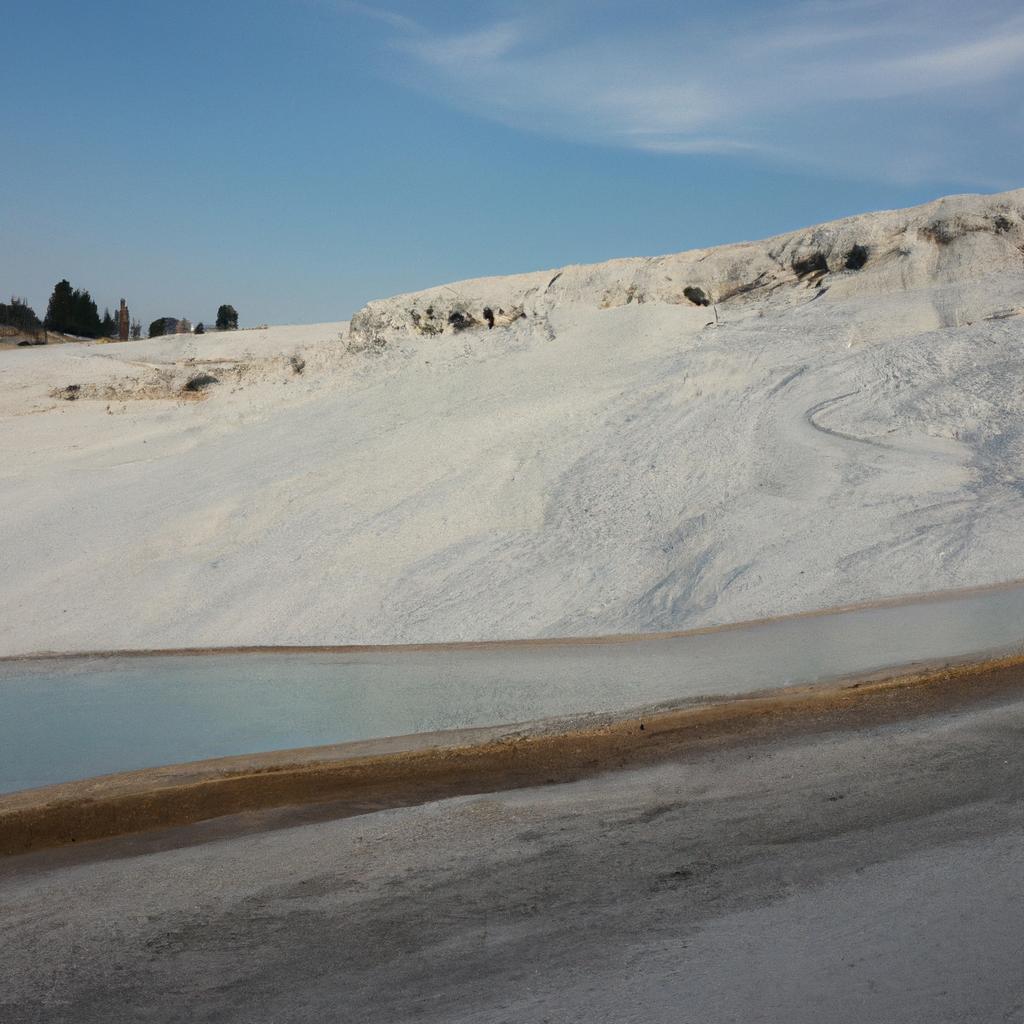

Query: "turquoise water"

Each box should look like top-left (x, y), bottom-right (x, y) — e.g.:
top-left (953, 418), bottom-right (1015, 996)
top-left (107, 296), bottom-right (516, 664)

top-left (2, 585), bottom-right (1024, 794)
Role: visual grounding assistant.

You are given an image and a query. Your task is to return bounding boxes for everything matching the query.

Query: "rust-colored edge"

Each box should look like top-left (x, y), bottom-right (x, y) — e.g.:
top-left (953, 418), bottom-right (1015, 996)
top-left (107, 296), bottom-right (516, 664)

top-left (4, 652), bottom-right (1024, 857)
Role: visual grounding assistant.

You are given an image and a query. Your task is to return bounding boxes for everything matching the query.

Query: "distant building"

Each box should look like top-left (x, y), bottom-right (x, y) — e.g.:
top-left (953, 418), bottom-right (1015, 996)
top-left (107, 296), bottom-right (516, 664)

top-left (118, 299), bottom-right (129, 341)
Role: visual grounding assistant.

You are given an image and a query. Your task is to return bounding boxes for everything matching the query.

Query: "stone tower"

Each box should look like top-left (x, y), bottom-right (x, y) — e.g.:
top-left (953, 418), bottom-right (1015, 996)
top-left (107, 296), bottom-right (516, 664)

top-left (118, 299), bottom-right (129, 342)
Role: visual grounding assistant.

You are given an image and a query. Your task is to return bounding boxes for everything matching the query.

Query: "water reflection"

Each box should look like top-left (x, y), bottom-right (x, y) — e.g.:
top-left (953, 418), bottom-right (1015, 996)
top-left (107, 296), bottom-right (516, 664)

top-left (2, 584), bottom-right (1023, 793)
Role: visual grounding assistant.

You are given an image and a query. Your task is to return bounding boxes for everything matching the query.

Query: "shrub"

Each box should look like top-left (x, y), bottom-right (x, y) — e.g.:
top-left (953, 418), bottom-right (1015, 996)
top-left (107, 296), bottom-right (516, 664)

top-left (183, 373), bottom-right (219, 392)
top-left (447, 310), bottom-right (477, 332)
top-left (792, 253), bottom-right (829, 278)
top-left (844, 245), bottom-right (869, 271)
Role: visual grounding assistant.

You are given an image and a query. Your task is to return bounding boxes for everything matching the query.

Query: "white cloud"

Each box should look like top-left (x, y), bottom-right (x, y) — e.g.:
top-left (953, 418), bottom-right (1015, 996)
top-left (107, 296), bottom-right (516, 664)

top-left (340, 1), bottom-right (1024, 184)
top-left (331, 1), bottom-right (420, 34)
top-left (868, 27), bottom-right (1024, 91)
top-left (400, 23), bottom-right (526, 67)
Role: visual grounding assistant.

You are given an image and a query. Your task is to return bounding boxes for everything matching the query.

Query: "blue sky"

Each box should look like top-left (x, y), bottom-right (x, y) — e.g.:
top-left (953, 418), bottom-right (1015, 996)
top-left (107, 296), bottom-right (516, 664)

top-left (3, 0), bottom-right (1022, 328)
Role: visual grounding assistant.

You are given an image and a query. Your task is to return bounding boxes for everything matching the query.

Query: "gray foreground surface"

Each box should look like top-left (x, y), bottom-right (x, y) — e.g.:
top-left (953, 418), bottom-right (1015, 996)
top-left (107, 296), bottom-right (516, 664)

top-left (3, 696), bottom-right (1024, 1023)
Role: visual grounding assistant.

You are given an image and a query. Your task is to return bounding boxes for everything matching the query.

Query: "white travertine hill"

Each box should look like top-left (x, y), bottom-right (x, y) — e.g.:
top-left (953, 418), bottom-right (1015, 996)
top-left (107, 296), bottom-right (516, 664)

top-left (1, 190), bottom-right (1023, 655)
top-left (350, 189), bottom-right (1024, 349)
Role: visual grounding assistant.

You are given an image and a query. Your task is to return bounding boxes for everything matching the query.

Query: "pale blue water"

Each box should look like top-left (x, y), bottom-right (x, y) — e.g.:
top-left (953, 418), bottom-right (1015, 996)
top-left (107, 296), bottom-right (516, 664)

top-left (2, 585), bottom-right (1023, 794)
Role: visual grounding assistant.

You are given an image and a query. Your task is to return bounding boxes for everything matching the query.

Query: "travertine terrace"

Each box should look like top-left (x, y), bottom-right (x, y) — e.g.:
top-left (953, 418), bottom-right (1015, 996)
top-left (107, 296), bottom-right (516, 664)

top-left (2, 189), bottom-right (1023, 654)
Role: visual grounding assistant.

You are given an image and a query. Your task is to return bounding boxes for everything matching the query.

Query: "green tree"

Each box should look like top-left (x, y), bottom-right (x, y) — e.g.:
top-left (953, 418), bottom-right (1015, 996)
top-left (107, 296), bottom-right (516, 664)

top-left (44, 280), bottom-right (75, 333)
top-left (101, 308), bottom-right (115, 337)
top-left (44, 279), bottom-right (102, 337)
top-left (195, 322), bottom-right (205, 334)
top-left (0, 297), bottom-right (42, 333)
top-left (215, 304), bottom-right (238, 331)
top-left (73, 290), bottom-right (102, 337)
top-left (148, 318), bottom-right (166, 338)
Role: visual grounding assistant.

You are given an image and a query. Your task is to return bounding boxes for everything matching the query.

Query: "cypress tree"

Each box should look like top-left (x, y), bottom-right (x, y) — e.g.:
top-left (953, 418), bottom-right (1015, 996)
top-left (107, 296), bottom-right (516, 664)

top-left (72, 289), bottom-right (102, 337)
top-left (44, 280), bottom-right (75, 332)
top-left (44, 279), bottom-right (103, 337)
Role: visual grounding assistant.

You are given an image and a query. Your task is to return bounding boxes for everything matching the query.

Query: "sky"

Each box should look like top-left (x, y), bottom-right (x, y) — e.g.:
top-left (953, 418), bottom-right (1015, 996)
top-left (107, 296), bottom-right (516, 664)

top-left (2, 0), bottom-right (1022, 328)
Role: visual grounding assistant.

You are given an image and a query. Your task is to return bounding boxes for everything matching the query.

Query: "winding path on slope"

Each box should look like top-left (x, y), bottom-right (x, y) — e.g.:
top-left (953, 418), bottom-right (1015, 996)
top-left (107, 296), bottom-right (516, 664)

top-left (803, 389), bottom-right (894, 450)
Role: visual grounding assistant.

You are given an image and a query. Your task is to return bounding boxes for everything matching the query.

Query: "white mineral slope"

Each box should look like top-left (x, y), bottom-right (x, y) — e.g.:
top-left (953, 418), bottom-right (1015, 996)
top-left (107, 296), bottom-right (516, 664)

top-left (2, 190), bottom-right (1024, 656)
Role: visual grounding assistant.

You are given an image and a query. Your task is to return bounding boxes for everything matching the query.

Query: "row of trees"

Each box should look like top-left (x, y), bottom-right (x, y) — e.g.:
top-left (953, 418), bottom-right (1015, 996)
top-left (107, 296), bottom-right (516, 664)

top-left (38, 280), bottom-right (142, 338)
top-left (0, 281), bottom-right (240, 340)
top-left (44, 280), bottom-right (105, 338)
top-left (0, 297), bottom-right (41, 334)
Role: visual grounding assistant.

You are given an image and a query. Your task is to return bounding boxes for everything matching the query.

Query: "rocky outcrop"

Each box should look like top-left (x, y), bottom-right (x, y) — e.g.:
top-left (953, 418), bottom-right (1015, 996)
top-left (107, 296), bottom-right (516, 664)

top-left (348, 189), bottom-right (1024, 351)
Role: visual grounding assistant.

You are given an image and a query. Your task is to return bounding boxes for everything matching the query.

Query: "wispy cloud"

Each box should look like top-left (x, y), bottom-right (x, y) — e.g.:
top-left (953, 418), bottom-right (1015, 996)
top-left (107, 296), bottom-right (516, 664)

top-left (331, 0), bottom-right (420, 34)
top-left (338, 0), bottom-right (1024, 185)
top-left (869, 27), bottom-right (1024, 91)
top-left (401, 22), bottom-right (526, 67)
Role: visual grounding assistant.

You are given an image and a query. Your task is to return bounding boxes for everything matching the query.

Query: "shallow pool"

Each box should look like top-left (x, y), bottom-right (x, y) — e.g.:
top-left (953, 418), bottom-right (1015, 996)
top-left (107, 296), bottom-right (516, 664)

top-left (3, 584), bottom-right (1024, 793)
